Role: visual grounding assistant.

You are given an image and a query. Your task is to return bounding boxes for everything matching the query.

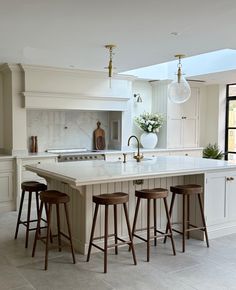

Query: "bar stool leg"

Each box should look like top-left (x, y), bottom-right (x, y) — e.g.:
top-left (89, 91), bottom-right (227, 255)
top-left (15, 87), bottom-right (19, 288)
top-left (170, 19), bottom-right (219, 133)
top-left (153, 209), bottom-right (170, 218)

top-left (197, 194), bottom-right (210, 248)
top-left (123, 203), bottom-right (137, 266)
top-left (44, 203), bottom-right (53, 243)
top-left (164, 192), bottom-right (176, 243)
top-left (25, 191), bottom-right (32, 248)
top-left (45, 204), bottom-right (52, 270)
top-left (132, 197), bottom-right (141, 237)
top-left (35, 192), bottom-right (41, 235)
top-left (14, 190), bottom-right (25, 239)
top-left (163, 197), bottom-right (176, 256)
top-left (104, 204), bottom-right (109, 273)
top-left (182, 194), bottom-right (186, 253)
top-left (114, 204), bottom-right (118, 255)
top-left (147, 199), bottom-right (150, 262)
top-left (153, 199), bottom-right (157, 247)
top-left (32, 201), bottom-right (43, 257)
top-left (187, 195), bottom-right (190, 240)
top-left (56, 204), bottom-right (62, 252)
top-left (87, 204), bottom-right (99, 262)
top-left (64, 203), bottom-right (76, 264)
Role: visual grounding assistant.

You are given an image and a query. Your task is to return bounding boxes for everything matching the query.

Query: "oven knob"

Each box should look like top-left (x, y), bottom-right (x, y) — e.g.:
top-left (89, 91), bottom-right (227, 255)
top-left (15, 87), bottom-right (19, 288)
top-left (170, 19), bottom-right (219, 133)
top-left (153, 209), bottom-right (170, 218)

top-left (89, 156), bottom-right (93, 159)
top-left (70, 157), bottom-right (74, 160)
top-left (79, 157), bottom-right (83, 160)
top-left (85, 156), bottom-right (88, 159)
top-left (75, 156), bottom-right (79, 160)
top-left (94, 156), bottom-right (97, 159)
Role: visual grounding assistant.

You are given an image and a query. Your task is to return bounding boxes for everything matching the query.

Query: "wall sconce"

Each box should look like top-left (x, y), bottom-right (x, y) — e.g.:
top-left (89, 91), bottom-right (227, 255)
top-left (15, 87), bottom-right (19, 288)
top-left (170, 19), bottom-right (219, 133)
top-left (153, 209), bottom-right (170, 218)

top-left (105, 44), bottom-right (116, 88)
top-left (134, 93), bottom-right (143, 103)
top-left (168, 54), bottom-right (191, 104)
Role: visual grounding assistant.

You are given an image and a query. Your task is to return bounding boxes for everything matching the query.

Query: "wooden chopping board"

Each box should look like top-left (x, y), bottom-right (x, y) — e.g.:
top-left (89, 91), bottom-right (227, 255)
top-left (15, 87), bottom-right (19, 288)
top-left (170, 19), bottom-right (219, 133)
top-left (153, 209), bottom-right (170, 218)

top-left (93, 121), bottom-right (106, 150)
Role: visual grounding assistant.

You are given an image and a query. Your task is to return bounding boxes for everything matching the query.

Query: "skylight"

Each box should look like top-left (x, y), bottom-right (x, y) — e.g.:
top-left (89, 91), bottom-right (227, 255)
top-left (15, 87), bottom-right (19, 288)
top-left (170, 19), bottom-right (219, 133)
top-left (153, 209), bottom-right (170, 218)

top-left (121, 49), bottom-right (236, 80)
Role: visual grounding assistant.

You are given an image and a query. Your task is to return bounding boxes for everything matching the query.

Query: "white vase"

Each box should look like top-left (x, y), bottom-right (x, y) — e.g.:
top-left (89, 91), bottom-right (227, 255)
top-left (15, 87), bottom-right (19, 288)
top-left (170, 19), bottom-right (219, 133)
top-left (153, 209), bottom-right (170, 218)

top-left (140, 132), bottom-right (158, 149)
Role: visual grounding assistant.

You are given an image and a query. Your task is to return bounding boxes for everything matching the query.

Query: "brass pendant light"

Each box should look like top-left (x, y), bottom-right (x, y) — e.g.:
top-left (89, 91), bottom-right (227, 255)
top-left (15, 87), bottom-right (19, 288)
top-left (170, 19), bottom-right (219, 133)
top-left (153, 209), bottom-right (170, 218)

top-left (105, 44), bottom-right (116, 87)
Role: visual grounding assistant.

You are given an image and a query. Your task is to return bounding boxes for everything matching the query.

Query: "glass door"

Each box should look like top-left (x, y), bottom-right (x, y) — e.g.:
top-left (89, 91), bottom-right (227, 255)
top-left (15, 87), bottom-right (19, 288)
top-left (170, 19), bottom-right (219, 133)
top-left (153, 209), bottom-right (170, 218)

top-left (225, 84), bottom-right (236, 160)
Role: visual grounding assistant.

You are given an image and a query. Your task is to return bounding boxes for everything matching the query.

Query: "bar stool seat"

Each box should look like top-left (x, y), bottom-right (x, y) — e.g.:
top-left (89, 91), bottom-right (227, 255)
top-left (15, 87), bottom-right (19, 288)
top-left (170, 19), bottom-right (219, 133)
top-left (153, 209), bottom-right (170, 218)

top-left (87, 192), bottom-right (137, 273)
top-left (93, 192), bottom-right (128, 204)
top-left (132, 188), bottom-right (176, 262)
top-left (14, 181), bottom-right (47, 248)
top-left (40, 190), bottom-right (70, 204)
top-left (170, 184), bottom-right (202, 195)
top-left (21, 181), bottom-right (47, 192)
top-left (32, 190), bottom-right (76, 270)
top-left (164, 184), bottom-right (209, 252)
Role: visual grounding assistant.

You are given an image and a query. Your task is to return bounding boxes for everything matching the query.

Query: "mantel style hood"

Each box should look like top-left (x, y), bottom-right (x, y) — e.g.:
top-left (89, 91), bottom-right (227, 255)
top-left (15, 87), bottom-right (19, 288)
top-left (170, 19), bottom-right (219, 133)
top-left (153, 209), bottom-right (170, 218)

top-left (21, 64), bottom-right (135, 111)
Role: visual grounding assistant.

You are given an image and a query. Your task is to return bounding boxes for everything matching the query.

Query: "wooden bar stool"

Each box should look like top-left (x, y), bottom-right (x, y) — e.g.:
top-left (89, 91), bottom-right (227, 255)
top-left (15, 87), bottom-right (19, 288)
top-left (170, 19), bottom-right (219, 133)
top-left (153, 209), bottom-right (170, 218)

top-left (86, 192), bottom-right (137, 273)
top-left (132, 188), bottom-right (176, 262)
top-left (32, 190), bottom-right (76, 270)
top-left (14, 181), bottom-right (47, 248)
top-left (164, 184), bottom-right (209, 252)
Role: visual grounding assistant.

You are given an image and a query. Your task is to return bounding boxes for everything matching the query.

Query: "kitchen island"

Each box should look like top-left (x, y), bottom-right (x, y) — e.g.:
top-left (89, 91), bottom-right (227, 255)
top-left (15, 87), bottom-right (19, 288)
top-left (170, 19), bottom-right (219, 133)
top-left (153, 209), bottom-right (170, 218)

top-left (26, 156), bottom-right (236, 254)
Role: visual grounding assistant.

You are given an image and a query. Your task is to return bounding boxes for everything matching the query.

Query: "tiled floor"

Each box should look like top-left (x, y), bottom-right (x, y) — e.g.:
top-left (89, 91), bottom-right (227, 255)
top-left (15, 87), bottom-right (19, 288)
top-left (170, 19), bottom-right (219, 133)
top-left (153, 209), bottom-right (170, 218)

top-left (1, 210), bottom-right (236, 290)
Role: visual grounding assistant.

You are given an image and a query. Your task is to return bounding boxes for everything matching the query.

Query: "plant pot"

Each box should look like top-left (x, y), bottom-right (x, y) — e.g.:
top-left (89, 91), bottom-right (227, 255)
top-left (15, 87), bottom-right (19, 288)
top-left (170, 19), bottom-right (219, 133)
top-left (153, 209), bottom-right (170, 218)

top-left (140, 132), bottom-right (158, 149)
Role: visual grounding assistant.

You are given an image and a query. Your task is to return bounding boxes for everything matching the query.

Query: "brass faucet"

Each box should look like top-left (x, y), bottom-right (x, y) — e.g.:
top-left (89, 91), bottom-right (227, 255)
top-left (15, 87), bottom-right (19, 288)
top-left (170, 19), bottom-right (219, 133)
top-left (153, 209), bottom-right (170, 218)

top-left (127, 135), bottom-right (143, 162)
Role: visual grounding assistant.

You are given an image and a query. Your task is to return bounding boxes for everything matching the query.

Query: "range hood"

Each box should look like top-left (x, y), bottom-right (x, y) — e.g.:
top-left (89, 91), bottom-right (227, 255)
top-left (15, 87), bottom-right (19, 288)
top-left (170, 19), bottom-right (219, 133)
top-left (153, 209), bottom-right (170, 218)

top-left (21, 64), bottom-right (135, 111)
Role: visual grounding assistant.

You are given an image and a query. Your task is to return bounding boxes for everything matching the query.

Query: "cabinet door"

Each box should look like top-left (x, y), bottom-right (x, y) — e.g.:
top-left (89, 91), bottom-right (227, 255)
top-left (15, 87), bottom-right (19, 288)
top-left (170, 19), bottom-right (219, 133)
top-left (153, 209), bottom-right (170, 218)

top-left (0, 172), bottom-right (13, 202)
top-left (205, 173), bottom-right (227, 226)
top-left (167, 87), bottom-right (199, 149)
top-left (182, 118), bottom-right (198, 147)
top-left (182, 87), bottom-right (199, 147)
top-left (226, 172), bottom-right (236, 221)
top-left (167, 119), bottom-right (182, 148)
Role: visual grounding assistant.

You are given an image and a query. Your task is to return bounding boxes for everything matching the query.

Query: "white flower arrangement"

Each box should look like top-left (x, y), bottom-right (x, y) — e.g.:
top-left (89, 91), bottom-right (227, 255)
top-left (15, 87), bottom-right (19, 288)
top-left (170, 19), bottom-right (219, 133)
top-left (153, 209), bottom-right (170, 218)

top-left (135, 112), bottom-right (164, 133)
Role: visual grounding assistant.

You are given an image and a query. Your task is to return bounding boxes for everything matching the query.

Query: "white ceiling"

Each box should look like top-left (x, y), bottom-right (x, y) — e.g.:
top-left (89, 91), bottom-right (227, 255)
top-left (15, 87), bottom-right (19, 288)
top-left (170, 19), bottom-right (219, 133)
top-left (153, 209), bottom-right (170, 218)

top-left (1, 0), bottom-right (236, 78)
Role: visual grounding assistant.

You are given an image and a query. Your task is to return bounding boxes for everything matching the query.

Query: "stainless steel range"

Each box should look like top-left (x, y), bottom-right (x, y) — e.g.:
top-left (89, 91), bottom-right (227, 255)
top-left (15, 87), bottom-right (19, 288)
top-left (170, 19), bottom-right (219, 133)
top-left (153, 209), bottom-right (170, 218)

top-left (46, 148), bottom-right (105, 162)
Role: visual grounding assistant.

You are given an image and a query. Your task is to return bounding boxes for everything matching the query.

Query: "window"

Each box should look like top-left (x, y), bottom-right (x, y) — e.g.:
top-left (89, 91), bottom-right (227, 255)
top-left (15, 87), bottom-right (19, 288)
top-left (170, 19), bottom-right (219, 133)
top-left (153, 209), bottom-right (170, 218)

top-left (225, 84), bottom-right (236, 160)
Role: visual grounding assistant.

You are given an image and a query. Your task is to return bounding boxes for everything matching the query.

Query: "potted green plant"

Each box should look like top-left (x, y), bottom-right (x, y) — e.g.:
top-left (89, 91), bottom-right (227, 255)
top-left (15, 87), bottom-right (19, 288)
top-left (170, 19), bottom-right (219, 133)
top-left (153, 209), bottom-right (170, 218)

top-left (202, 143), bottom-right (224, 160)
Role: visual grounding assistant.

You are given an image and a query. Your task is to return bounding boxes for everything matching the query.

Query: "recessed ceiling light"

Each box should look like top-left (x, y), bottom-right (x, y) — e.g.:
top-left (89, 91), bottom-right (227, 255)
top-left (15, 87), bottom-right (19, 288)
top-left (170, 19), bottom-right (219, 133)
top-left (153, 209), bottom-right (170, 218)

top-left (170, 32), bottom-right (180, 36)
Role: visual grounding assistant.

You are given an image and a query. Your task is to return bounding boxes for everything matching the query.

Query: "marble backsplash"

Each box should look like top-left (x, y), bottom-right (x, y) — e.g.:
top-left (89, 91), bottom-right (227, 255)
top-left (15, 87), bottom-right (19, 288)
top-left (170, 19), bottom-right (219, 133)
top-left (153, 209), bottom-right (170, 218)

top-left (27, 110), bottom-right (109, 152)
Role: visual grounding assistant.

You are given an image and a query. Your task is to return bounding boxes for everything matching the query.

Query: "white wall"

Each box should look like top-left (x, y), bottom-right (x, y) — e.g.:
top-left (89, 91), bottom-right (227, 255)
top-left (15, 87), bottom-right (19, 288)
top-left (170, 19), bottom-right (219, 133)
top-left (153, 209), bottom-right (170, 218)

top-left (131, 80), bottom-right (152, 140)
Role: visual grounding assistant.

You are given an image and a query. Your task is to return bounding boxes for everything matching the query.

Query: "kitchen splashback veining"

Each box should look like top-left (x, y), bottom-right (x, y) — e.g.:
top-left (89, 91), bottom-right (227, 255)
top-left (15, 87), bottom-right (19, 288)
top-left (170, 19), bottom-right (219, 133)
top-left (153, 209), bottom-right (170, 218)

top-left (27, 110), bottom-right (109, 152)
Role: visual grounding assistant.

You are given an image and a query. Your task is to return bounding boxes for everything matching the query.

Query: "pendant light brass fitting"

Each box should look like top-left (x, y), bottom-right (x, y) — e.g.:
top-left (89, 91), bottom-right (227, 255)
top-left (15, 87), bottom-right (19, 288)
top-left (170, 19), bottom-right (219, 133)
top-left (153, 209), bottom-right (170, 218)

top-left (174, 54), bottom-right (185, 83)
top-left (105, 44), bottom-right (116, 78)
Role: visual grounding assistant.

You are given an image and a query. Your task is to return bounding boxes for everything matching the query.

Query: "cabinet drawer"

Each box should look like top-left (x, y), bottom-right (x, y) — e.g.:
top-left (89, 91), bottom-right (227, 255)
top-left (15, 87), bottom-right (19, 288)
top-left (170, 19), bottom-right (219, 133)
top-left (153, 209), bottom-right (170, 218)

top-left (22, 157), bottom-right (56, 171)
top-left (0, 160), bottom-right (14, 172)
top-left (105, 153), bottom-right (133, 162)
top-left (169, 150), bottom-right (202, 157)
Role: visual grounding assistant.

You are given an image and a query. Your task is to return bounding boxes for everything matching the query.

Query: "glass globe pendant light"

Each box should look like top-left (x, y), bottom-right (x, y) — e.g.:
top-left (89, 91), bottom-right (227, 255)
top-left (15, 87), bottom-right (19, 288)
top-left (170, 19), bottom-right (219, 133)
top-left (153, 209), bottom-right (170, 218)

top-left (168, 54), bottom-right (191, 104)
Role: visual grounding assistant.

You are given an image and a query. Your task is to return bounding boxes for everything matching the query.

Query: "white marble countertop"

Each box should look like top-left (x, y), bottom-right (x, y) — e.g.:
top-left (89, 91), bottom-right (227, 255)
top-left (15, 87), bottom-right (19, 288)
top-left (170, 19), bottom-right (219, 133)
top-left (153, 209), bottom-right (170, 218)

top-left (25, 156), bottom-right (236, 187)
top-left (0, 147), bottom-right (203, 160)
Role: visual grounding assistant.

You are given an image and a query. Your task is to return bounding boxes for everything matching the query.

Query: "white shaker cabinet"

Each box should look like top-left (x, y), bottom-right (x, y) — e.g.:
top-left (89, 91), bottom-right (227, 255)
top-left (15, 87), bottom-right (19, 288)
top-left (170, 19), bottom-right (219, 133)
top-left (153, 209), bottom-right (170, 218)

top-left (205, 171), bottom-right (236, 237)
top-left (0, 158), bottom-right (15, 212)
top-left (152, 81), bottom-right (199, 149)
top-left (167, 87), bottom-right (199, 148)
